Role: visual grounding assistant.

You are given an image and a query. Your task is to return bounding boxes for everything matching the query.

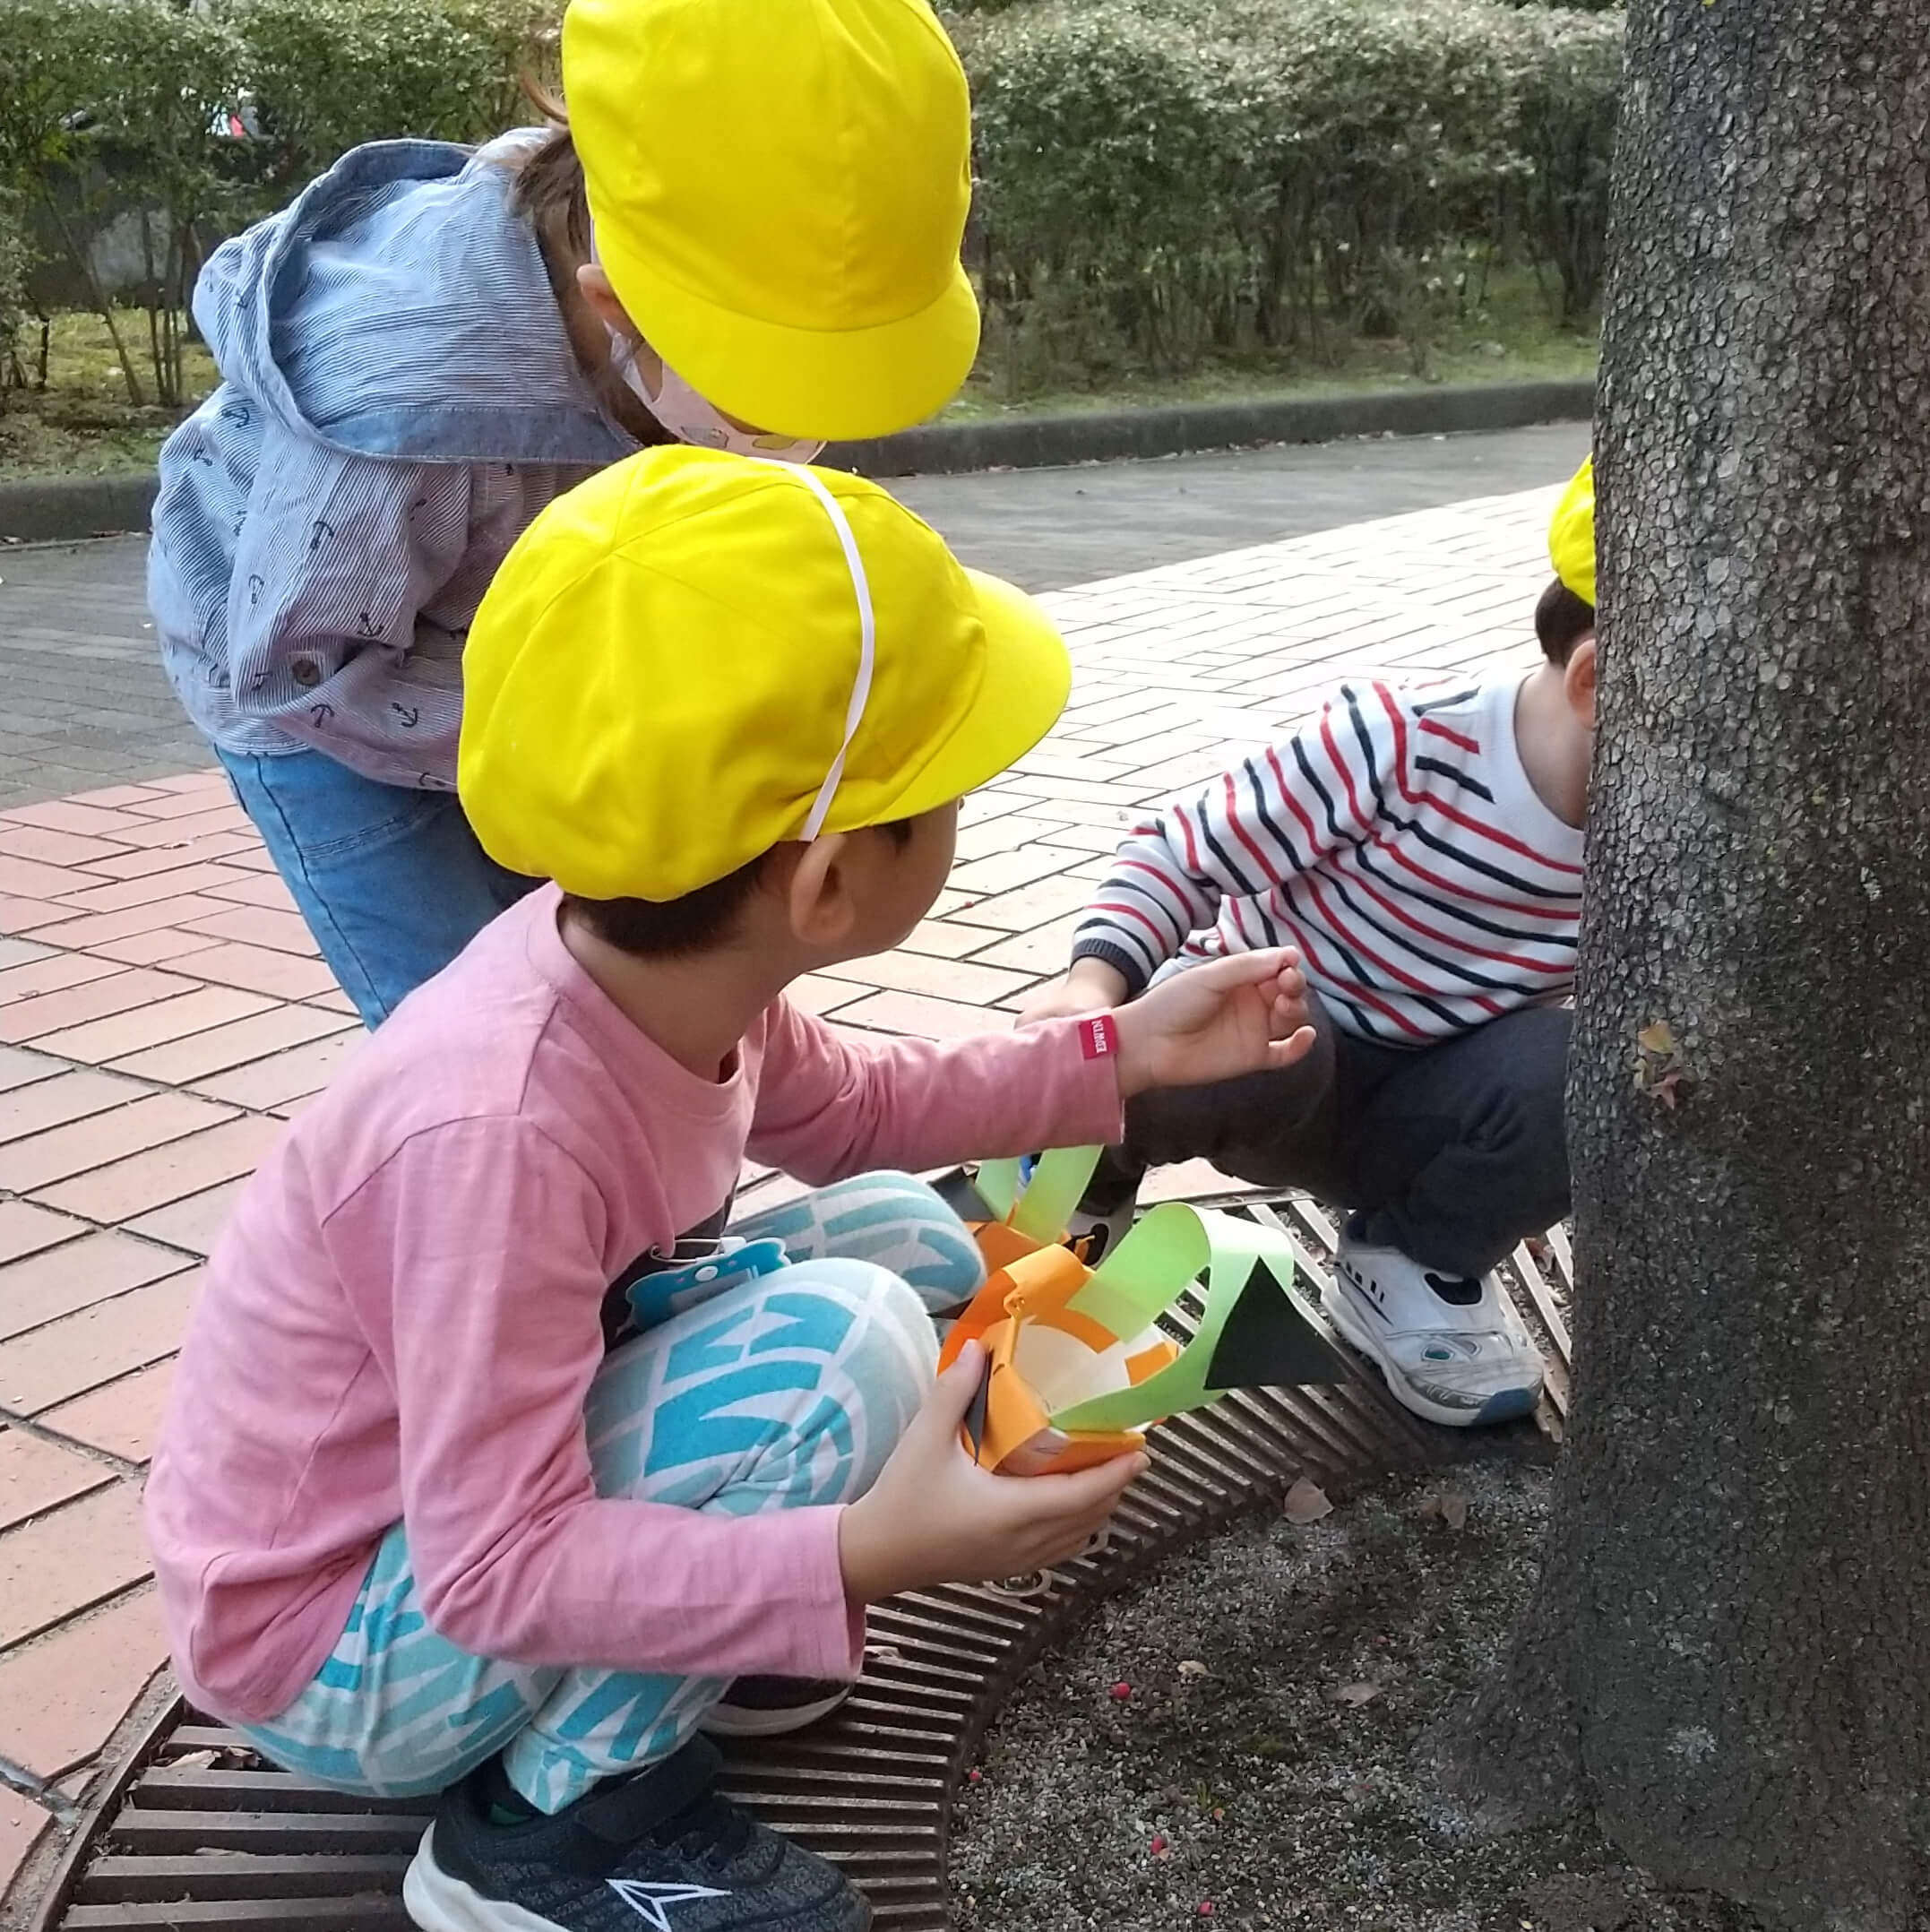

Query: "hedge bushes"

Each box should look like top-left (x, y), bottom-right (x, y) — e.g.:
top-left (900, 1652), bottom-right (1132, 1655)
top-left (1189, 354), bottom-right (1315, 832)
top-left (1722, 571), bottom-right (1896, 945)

top-left (231, 0), bottom-right (558, 199)
top-left (0, 195), bottom-right (27, 406)
top-left (0, 0), bottom-right (556, 407)
top-left (2, 0), bottom-right (253, 404)
top-left (0, 0), bottom-right (1618, 415)
top-left (960, 0), bottom-right (1621, 388)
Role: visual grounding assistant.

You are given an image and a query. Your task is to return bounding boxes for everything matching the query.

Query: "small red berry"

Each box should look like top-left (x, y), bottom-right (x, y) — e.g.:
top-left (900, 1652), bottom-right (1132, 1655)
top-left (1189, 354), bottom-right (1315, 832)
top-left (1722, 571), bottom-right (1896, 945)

top-left (1200, 1902), bottom-right (1215, 1917)
top-left (967, 1770), bottom-right (981, 1784)
top-left (1110, 1681), bottom-right (1132, 1701)
top-left (1150, 1835), bottom-right (1168, 1857)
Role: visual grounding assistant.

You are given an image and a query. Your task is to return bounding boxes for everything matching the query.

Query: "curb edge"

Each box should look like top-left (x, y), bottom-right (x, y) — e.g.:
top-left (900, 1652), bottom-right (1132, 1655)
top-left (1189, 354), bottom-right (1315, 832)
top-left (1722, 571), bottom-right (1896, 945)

top-left (0, 376), bottom-right (1594, 543)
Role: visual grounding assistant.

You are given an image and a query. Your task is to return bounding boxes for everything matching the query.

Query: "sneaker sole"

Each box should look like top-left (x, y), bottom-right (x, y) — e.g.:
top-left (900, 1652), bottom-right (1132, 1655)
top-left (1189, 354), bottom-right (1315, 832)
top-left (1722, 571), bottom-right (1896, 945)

top-left (405, 1831), bottom-right (563, 1932)
top-left (403, 1825), bottom-right (874, 1932)
top-left (1320, 1279), bottom-right (1539, 1430)
top-left (700, 1686), bottom-right (851, 1738)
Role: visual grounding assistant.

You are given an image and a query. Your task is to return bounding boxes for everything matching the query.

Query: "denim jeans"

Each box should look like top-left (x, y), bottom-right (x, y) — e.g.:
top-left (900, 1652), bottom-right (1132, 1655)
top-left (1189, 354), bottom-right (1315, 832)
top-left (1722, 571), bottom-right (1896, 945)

top-left (218, 749), bottom-right (539, 1027)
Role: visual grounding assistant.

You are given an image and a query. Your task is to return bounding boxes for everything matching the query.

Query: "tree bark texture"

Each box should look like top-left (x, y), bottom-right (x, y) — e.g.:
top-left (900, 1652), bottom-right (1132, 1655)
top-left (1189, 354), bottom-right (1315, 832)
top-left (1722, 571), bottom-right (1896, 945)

top-left (1467, 2), bottom-right (1930, 1926)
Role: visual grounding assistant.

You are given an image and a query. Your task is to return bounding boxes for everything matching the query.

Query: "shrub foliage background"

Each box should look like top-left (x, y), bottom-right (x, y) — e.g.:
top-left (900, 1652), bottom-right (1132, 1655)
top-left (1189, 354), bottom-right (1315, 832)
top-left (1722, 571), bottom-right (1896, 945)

top-left (0, 0), bottom-right (1618, 410)
top-left (961, 0), bottom-right (1618, 391)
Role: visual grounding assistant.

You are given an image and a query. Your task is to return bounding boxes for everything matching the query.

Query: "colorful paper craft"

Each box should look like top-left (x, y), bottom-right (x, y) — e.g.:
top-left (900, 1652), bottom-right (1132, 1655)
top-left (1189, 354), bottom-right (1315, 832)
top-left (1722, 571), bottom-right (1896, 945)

top-left (935, 1148), bottom-right (1343, 1475)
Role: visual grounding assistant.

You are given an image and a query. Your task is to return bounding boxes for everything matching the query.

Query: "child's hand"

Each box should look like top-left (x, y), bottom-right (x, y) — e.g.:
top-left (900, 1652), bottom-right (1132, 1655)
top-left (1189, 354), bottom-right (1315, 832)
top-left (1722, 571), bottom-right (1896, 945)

top-left (1112, 946), bottom-right (1314, 1098)
top-left (1017, 958), bottom-right (1129, 1027)
top-left (839, 1344), bottom-right (1145, 1603)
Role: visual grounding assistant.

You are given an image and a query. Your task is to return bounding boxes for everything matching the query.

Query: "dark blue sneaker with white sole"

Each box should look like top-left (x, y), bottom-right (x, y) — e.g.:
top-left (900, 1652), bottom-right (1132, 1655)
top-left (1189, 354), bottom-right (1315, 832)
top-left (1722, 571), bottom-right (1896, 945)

top-left (403, 1737), bottom-right (869, 1932)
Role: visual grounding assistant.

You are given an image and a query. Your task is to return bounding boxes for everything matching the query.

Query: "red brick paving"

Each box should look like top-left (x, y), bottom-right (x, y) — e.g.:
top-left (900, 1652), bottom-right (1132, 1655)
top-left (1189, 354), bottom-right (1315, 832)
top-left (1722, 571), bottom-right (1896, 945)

top-left (0, 484), bottom-right (1555, 1915)
top-left (0, 1430), bottom-right (111, 1533)
top-left (0, 1589), bottom-right (164, 1781)
top-left (39, 1359), bottom-right (176, 1466)
top-left (0, 1790), bottom-right (50, 1916)
top-left (0, 1233), bottom-right (188, 1341)
top-left (0, 1483), bottom-right (151, 1649)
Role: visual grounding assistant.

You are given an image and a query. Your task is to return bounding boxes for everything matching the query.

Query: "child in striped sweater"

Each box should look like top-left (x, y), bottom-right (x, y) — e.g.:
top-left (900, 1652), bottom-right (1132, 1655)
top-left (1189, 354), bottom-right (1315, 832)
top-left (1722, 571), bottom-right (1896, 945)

top-left (1021, 461), bottom-right (1599, 1427)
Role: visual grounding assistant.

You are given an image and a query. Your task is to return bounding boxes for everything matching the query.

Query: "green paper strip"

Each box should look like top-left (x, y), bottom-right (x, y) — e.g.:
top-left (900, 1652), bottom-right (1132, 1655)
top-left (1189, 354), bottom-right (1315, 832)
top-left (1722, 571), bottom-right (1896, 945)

top-left (1009, 1145), bottom-right (1104, 1244)
top-left (972, 1157), bottom-right (1022, 1223)
top-left (1061, 1202), bottom-right (1209, 1341)
top-left (969, 1146), bottom-right (1105, 1244)
top-left (1052, 1207), bottom-right (1301, 1434)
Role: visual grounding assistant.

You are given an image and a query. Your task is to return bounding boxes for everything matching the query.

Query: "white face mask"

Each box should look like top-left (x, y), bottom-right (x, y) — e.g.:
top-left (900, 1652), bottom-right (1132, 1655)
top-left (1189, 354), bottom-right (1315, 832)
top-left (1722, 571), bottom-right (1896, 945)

top-left (601, 323), bottom-right (823, 464)
top-left (588, 227), bottom-right (823, 462)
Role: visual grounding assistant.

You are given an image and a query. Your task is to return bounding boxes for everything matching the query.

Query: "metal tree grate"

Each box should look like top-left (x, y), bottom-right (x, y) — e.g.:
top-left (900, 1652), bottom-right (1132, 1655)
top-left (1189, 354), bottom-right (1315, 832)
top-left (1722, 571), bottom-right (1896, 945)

top-left (32, 1194), bottom-right (1573, 1932)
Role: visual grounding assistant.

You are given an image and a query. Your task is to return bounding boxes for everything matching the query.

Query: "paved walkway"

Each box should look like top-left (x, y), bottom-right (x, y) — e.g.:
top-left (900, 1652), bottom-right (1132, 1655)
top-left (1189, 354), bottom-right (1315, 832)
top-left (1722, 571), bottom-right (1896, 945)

top-left (0, 424), bottom-right (1586, 808)
top-left (0, 471), bottom-right (1564, 1924)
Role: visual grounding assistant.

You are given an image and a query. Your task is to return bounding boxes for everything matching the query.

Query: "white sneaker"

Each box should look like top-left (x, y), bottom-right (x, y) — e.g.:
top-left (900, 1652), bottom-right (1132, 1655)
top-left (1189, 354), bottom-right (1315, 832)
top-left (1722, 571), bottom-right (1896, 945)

top-left (1323, 1221), bottom-right (1544, 1427)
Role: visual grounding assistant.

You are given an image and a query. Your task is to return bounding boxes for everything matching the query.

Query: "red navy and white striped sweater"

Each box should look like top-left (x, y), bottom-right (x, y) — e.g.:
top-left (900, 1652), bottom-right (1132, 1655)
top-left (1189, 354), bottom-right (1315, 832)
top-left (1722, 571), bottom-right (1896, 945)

top-left (1071, 676), bottom-right (1585, 1045)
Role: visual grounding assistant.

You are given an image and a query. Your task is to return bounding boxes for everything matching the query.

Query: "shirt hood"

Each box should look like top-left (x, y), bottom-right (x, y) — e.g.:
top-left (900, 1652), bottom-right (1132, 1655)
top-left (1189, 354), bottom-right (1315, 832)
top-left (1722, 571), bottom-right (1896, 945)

top-left (193, 134), bottom-right (634, 467)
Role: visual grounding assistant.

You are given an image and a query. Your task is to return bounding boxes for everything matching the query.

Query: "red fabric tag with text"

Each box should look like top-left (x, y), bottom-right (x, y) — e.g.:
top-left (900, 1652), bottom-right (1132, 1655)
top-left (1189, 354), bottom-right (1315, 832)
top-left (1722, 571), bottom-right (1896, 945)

top-left (1078, 1013), bottom-right (1119, 1062)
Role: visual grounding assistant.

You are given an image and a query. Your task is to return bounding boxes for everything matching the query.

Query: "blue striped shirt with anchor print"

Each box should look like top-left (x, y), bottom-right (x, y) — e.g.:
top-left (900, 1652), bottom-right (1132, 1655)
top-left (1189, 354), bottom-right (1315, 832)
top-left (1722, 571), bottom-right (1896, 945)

top-left (147, 134), bottom-right (638, 792)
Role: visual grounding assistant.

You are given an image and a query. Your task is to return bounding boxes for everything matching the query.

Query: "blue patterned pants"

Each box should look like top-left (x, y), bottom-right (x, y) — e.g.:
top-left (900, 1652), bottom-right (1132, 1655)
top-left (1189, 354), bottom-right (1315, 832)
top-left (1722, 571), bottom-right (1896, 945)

top-left (238, 1173), bottom-right (982, 1814)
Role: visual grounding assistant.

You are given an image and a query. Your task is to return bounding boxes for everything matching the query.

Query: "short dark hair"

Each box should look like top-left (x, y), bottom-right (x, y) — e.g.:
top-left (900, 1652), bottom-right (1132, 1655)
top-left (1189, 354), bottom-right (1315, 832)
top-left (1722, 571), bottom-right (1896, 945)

top-left (501, 98), bottom-right (674, 447)
top-left (1534, 576), bottom-right (1596, 666)
top-left (565, 820), bottom-right (918, 961)
top-left (565, 853), bottom-right (772, 960)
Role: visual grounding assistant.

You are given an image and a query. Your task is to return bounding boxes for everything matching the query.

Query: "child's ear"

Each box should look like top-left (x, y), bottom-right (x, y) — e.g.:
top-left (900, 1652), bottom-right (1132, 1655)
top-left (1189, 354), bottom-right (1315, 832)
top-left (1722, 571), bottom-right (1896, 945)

top-left (576, 259), bottom-right (617, 317)
top-left (784, 836), bottom-right (859, 950)
top-left (576, 264), bottom-right (650, 356)
top-left (1566, 636), bottom-right (1598, 720)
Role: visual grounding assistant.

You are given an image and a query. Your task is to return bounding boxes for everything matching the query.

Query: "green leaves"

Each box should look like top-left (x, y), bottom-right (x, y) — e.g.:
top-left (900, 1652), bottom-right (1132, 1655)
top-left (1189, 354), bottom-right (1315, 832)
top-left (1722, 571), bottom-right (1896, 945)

top-left (0, 0), bottom-right (1622, 412)
top-left (959, 0), bottom-right (1624, 392)
top-left (0, 190), bottom-right (25, 407)
top-left (220, 0), bottom-right (559, 197)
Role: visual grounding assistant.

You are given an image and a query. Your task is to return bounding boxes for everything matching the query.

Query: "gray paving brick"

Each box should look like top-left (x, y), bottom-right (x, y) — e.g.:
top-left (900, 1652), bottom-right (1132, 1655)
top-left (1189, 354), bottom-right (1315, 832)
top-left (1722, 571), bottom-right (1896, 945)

top-left (0, 423), bottom-right (1585, 809)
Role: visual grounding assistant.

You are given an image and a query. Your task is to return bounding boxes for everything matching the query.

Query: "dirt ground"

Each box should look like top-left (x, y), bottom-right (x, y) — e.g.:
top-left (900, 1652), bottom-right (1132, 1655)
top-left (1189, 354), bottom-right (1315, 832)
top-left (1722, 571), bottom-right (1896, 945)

top-left (949, 1458), bottom-right (1763, 1932)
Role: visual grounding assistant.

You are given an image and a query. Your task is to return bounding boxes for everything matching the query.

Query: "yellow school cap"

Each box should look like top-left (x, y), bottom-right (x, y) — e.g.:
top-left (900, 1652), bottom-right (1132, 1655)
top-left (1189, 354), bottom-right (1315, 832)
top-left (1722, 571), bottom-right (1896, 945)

top-left (564, 0), bottom-right (979, 444)
top-left (459, 447), bottom-right (1070, 901)
top-left (1549, 457), bottom-right (1596, 605)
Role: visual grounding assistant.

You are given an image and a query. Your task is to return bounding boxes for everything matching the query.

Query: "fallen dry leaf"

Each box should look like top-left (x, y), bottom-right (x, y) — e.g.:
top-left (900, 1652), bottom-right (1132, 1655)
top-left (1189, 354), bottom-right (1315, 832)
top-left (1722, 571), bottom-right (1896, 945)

top-left (1332, 1681), bottom-right (1381, 1706)
top-left (1421, 1490), bottom-right (1469, 1531)
top-left (1283, 1477), bottom-right (1332, 1523)
top-left (1636, 1021), bottom-right (1677, 1057)
top-left (1177, 1659), bottom-right (1209, 1680)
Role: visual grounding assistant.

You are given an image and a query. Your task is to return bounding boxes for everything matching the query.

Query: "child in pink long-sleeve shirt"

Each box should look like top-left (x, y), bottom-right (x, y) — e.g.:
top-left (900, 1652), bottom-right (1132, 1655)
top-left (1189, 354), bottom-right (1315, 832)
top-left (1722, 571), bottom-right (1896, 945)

top-left (146, 446), bottom-right (1314, 1932)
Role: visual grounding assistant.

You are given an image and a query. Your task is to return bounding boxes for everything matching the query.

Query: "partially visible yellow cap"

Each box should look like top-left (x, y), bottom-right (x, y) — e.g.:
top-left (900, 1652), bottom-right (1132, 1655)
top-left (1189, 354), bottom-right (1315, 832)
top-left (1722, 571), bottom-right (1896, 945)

top-left (1549, 457), bottom-right (1596, 605)
top-left (459, 447), bottom-right (1071, 901)
top-left (564, 0), bottom-right (980, 444)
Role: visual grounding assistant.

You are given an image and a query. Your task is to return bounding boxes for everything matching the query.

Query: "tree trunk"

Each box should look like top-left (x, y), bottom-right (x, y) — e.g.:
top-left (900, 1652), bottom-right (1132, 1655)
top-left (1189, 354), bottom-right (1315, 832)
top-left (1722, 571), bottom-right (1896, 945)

top-left (1464, 3), bottom-right (1930, 1928)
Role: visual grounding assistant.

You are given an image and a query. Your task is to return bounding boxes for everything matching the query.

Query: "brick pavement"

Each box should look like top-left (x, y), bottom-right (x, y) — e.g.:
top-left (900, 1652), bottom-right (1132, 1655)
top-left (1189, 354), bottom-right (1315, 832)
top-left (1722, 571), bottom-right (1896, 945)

top-left (0, 479), bottom-right (1556, 1919)
top-left (0, 575), bottom-right (211, 813)
top-left (0, 421), bottom-right (1588, 812)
